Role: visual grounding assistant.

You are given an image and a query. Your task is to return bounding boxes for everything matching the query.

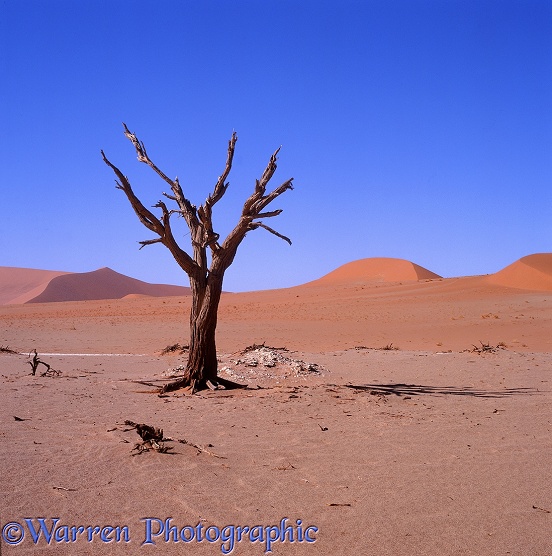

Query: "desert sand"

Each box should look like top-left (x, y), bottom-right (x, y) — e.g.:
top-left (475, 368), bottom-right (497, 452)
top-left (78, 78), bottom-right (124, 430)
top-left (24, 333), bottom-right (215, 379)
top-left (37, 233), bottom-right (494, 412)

top-left (1, 255), bottom-right (551, 555)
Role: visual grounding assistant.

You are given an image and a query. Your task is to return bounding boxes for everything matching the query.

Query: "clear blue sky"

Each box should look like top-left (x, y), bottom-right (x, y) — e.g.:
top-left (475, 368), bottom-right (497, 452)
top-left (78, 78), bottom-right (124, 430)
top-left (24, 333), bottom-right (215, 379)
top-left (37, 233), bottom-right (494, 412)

top-left (1, 0), bottom-right (551, 291)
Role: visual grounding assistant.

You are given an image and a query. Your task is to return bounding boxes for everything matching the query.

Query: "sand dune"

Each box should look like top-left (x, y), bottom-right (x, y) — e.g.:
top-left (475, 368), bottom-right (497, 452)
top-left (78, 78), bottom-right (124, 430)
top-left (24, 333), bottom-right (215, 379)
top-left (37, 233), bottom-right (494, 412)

top-left (0, 266), bottom-right (190, 305)
top-left (486, 253), bottom-right (552, 291)
top-left (308, 257), bottom-right (442, 285)
top-left (27, 267), bottom-right (191, 303)
top-left (0, 267), bottom-right (70, 305)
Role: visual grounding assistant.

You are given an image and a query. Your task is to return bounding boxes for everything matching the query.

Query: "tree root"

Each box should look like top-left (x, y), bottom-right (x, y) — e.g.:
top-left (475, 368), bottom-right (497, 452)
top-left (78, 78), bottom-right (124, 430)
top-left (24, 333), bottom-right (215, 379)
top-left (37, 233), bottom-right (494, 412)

top-left (160, 375), bottom-right (247, 394)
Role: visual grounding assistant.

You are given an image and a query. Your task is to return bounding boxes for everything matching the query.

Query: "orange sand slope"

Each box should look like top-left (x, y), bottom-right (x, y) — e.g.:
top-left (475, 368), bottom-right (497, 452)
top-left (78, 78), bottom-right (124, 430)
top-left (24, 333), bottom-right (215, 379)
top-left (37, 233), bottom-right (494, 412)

top-left (0, 266), bottom-right (191, 305)
top-left (0, 267), bottom-right (69, 305)
top-left (309, 257), bottom-right (442, 285)
top-left (486, 253), bottom-right (552, 291)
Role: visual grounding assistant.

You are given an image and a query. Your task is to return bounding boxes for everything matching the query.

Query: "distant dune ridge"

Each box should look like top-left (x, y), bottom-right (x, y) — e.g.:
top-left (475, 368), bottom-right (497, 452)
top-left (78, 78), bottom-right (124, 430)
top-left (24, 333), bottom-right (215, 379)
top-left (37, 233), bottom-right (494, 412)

top-left (486, 253), bottom-right (552, 291)
top-left (0, 267), bottom-right (70, 305)
top-left (0, 253), bottom-right (551, 305)
top-left (0, 267), bottom-right (191, 305)
top-left (310, 257), bottom-right (442, 285)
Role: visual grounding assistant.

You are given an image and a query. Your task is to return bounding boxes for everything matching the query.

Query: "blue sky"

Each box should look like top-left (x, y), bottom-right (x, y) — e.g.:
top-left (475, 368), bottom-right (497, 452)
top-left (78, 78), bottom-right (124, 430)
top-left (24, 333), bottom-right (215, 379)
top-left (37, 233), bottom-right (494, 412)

top-left (1, 0), bottom-right (550, 292)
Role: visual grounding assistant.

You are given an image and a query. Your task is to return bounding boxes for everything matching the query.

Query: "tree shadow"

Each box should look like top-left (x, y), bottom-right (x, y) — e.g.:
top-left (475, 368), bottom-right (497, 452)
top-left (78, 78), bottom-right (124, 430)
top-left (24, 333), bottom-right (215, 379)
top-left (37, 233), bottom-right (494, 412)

top-left (345, 383), bottom-right (540, 398)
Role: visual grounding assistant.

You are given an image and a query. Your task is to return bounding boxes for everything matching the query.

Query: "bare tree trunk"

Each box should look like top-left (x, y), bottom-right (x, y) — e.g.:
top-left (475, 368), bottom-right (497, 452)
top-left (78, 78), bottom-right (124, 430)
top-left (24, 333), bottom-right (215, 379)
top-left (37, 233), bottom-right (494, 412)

top-left (162, 274), bottom-right (240, 393)
top-left (177, 276), bottom-right (221, 392)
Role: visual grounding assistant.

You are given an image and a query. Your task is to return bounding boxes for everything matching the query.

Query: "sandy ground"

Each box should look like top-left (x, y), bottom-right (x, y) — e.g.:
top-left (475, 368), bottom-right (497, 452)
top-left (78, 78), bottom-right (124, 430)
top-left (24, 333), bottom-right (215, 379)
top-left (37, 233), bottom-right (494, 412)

top-left (1, 271), bottom-right (551, 555)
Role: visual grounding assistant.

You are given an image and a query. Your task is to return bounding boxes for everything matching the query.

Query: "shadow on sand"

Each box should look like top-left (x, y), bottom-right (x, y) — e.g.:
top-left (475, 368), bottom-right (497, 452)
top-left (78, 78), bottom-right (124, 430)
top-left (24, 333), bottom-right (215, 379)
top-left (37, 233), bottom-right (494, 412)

top-left (345, 383), bottom-right (540, 398)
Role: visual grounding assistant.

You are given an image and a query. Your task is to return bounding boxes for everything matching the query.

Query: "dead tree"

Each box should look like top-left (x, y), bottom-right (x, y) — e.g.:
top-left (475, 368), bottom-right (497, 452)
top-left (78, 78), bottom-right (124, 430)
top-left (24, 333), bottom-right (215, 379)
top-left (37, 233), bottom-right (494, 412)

top-left (101, 125), bottom-right (294, 393)
top-left (28, 349), bottom-right (60, 377)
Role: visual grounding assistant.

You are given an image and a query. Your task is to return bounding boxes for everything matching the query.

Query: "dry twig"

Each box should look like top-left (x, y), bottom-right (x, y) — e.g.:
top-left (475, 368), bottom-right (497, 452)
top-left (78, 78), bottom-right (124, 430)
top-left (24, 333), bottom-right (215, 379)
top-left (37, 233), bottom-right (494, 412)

top-left (160, 343), bottom-right (189, 355)
top-left (467, 341), bottom-right (506, 354)
top-left (27, 350), bottom-right (61, 376)
top-left (123, 420), bottom-right (224, 458)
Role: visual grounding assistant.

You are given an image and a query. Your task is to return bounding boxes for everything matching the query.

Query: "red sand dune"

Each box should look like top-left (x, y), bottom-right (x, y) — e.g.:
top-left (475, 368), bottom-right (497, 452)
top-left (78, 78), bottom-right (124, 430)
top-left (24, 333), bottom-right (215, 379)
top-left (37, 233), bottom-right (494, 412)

top-left (0, 266), bottom-right (190, 305)
top-left (0, 267), bottom-right (70, 305)
top-left (27, 267), bottom-right (191, 303)
top-left (486, 253), bottom-right (552, 291)
top-left (309, 257), bottom-right (442, 285)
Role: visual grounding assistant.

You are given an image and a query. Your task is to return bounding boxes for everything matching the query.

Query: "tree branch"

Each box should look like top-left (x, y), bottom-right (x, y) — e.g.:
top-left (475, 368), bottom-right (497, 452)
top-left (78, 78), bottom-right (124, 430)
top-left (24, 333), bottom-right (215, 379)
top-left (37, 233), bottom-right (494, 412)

top-left (101, 150), bottom-right (164, 236)
top-left (122, 124), bottom-right (200, 229)
top-left (123, 123), bottom-right (174, 189)
top-left (171, 177), bottom-right (199, 224)
top-left (252, 178), bottom-right (294, 214)
top-left (210, 132), bottom-right (237, 207)
top-left (258, 148), bottom-right (281, 191)
top-left (101, 149), bottom-right (199, 277)
top-left (215, 145), bottom-right (294, 273)
top-left (118, 124), bottom-right (210, 274)
top-left (198, 133), bottom-right (238, 252)
top-left (241, 147), bottom-right (281, 216)
top-left (139, 238), bottom-right (163, 249)
top-left (249, 222), bottom-right (292, 245)
top-left (162, 192), bottom-right (178, 202)
top-left (254, 209), bottom-right (283, 219)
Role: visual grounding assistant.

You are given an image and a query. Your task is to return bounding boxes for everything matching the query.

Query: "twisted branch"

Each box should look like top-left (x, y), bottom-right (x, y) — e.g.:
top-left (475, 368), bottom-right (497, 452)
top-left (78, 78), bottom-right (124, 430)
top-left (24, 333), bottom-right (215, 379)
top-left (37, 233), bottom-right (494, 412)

top-left (101, 150), bottom-right (164, 236)
top-left (101, 146), bottom-right (197, 276)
